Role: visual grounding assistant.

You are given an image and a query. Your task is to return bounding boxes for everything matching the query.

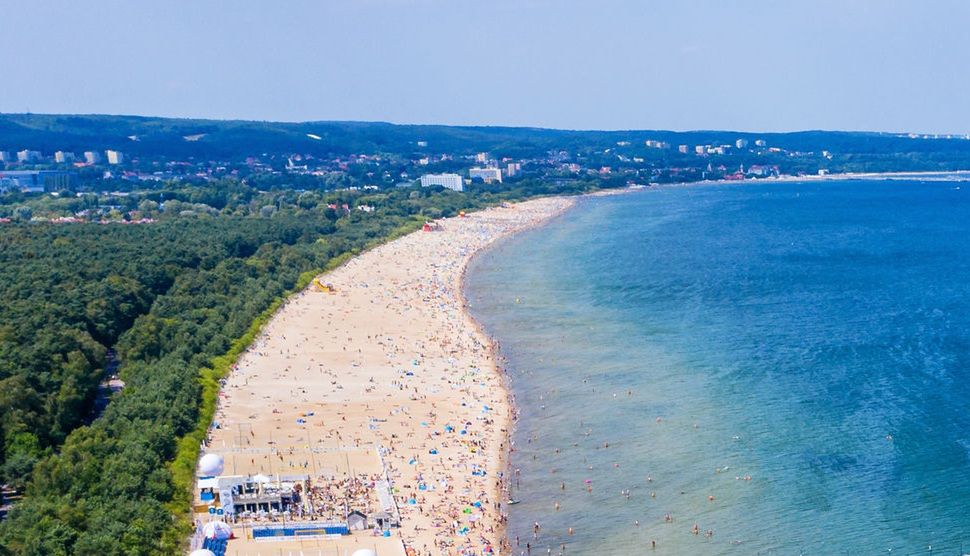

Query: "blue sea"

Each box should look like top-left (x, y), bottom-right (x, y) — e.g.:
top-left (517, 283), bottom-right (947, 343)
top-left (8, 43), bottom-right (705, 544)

top-left (465, 179), bottom-right (970, 555)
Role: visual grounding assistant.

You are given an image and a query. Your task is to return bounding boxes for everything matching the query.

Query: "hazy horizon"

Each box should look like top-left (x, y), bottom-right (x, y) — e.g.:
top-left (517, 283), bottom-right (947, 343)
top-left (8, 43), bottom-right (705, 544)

top-left (4, 1), bottom-right (970, 134)
top-left (1, 111), bottom-right (954, 137)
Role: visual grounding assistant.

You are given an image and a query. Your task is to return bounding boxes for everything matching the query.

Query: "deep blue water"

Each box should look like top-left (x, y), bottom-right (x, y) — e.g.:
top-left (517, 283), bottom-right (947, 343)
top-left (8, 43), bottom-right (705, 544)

top-left (465, 180), bottom-right (970, 555)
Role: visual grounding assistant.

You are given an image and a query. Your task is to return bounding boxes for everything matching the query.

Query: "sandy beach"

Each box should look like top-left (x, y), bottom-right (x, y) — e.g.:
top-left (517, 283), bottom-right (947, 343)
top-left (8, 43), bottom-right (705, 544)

top-left (196, 196), bottom-right (574, 555)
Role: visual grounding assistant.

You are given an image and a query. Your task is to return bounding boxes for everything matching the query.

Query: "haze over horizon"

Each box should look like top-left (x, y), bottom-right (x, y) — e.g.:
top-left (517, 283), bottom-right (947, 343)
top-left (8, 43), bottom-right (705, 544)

top-left (3, 0), bottom-right (969, 135)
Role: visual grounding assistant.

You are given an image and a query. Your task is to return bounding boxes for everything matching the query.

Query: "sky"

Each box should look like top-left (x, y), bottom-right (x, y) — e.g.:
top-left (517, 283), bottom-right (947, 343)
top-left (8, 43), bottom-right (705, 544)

top-left (2, 0), bottom-right (969, 133)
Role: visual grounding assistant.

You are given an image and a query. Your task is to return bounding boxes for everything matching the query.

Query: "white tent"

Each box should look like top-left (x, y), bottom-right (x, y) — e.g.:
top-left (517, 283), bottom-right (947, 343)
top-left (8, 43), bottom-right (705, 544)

top-left (201, 520), bottom-right (232, 540)
top-left (198, 453), bottom-right (224, 476)
top-left (251, 473), bottom-right (271, 484)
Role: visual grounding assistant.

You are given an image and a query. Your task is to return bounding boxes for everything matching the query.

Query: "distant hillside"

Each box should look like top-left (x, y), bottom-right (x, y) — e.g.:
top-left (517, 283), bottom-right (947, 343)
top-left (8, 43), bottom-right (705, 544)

top-left (3, 113), bottom-right (969, 161)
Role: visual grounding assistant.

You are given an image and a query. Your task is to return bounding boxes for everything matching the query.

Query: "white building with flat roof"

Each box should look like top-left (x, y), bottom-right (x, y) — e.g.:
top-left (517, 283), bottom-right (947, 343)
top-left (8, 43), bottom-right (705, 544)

top-left (55, 151), bottom-right (76, 163)
top-left (17, 150), bottom-right (41, 163)
top-left (84, 151), bottom-right (102, 164)
top-left (469, 167), bottom-right (502, 183)
top-left (420, 173), bottom-right (463, 191)
top-left (504, 162), bottom-right (521, 178)
top-left (106, 150), bottom-right (124, 165)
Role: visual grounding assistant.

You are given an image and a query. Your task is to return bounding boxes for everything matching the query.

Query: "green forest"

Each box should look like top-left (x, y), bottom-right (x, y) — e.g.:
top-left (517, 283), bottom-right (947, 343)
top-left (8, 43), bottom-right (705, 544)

top-left (0, 178), bottom-right (602, 555)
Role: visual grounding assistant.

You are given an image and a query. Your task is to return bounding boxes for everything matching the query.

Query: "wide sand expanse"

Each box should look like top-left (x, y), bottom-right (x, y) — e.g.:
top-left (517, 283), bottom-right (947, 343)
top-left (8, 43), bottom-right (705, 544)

top-left (199, 196), bottom-right (574, 555)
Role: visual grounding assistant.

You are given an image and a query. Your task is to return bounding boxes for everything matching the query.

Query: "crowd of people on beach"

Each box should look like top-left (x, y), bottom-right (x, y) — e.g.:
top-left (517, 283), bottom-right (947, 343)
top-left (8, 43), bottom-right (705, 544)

top-left (197, 199), bottom-right (574, 555)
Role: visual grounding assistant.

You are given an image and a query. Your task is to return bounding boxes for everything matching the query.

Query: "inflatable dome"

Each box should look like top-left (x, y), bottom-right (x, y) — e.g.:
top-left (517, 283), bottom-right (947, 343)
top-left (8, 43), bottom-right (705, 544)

top-left (202, 520), bottom-right (232, 540)
top-left (189, 550), bottom-right (215, 556)
top-left (351, 550), bottom-right (378, 556)
top-left (198, 453), bottom-right (224, 476)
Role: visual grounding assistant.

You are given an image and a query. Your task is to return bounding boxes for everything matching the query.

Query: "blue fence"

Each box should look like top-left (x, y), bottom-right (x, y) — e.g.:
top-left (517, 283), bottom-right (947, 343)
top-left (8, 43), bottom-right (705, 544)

top-left (251, 522), bottom-right (349, 539)
top-left (202, 537), bottom-right (228, 556)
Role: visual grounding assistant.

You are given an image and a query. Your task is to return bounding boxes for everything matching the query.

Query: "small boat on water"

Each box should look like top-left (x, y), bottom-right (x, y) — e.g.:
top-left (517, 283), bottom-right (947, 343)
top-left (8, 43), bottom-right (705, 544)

top-left (507, 499), bottom-right (521, 505)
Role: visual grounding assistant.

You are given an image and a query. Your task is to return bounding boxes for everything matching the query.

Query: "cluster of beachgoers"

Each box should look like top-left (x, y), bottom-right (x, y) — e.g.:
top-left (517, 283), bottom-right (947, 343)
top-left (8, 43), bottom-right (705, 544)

top-left (192, 197), bottom-right (574, 556)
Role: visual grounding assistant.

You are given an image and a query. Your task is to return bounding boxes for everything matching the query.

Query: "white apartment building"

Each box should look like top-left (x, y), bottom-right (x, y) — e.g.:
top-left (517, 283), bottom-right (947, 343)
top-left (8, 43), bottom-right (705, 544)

top-left (17, 150), bottom-right (41, 163)
top-left (106, 150), bottom-right (124, 165)
top-left (469, 167), bottom-right (502, 183)
top-left (420, 173), bottom-right (463, 191)
top-left (505, 162), bottom-right (521, 178)
top-left (55, 151), bottom-right (76, 163)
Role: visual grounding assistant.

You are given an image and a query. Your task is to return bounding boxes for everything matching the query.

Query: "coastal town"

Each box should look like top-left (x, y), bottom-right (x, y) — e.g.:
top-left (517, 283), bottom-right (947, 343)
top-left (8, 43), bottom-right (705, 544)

top-left (0, 136), bottom-right (790, 195)
top-left (5, 116), bottom-right (970, 226)
top-left (0, 137), bottom-right (932, 229)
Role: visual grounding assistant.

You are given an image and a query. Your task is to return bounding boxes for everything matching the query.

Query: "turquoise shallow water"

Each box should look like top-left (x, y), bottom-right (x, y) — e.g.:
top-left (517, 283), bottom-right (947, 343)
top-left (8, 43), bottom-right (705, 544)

top-left (465, 180), bottom-right (970, 555)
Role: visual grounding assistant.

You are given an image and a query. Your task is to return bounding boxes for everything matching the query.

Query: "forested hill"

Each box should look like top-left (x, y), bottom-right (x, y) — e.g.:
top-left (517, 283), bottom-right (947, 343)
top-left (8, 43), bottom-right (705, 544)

top-left (4, 112), bottom-right (970, 161)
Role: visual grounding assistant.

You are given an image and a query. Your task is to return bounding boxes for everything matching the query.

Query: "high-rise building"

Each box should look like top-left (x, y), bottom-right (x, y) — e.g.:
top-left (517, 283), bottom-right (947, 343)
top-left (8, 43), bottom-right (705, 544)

top-left (419, 173), bottom-right (464, 191)
top-left (678, 145), bottom-right (689, 154)
top-left (736, 139), bottom-right (749, 149)
top-left (505, 162), bottom-right (521, 178)
top-left (106, 150), bottom-right (124, 165)
top-left (469, 167), bottom-right (502, 183)
top-left (55, 151), bottom-right (76, 163)
top-left (17, 150), bottom-right (41, 163)
top-left (84, 151), bottom-right (102, 164)
top-left (0, 151), bottom-right (11, 163)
